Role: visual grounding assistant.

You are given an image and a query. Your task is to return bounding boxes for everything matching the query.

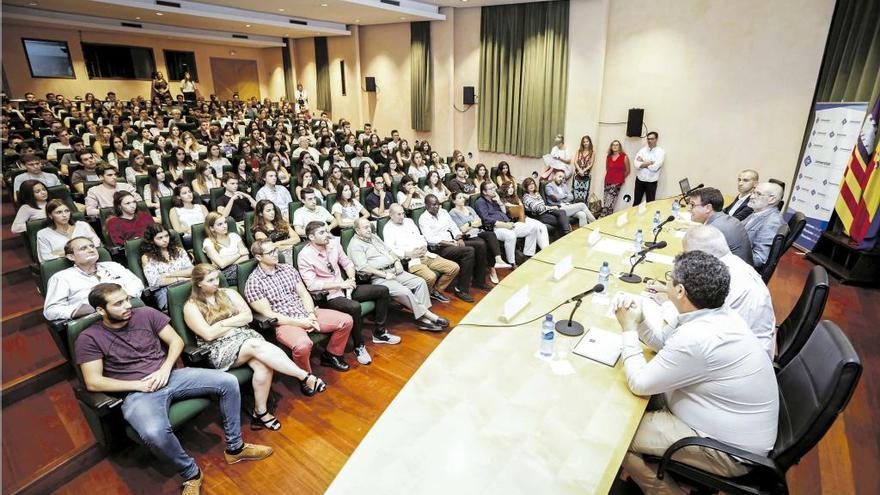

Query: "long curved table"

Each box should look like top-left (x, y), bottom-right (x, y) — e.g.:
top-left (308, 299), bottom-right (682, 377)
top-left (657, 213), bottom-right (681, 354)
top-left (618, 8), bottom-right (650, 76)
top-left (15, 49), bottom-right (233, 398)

top-left (327, 199), bottom-right (690, 494)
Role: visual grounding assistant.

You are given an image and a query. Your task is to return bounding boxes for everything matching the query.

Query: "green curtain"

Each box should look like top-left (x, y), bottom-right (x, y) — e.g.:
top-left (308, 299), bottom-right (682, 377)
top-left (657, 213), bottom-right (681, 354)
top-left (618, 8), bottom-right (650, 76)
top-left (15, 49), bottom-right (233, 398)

top-left (478, 1), bottom-right (569, 157)
top-left (815, 0), bottom-right (880, 103)
top-left (314, 37), bottom-right (332, 112)
top-left (411, 22), bottom-right (433, 131)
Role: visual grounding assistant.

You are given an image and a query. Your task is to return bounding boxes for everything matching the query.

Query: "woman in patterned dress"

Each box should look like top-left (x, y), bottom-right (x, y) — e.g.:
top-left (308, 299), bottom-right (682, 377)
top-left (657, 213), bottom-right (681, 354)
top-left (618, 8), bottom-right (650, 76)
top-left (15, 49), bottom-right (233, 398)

top-left (573, 135), bottom-right (594, 203)
top-left (184, 264), bottom-right (327, 431)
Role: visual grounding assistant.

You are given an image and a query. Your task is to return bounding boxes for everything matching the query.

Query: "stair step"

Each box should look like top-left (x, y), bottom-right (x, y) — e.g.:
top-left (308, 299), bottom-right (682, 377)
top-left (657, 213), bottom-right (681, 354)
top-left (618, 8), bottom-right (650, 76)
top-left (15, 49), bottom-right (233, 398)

top-left (2, 247), bottom-right (34, 277)
top-left (2, 380), bottom-right (99, 494)
top-left (3, 323), bottom-right (66, 387)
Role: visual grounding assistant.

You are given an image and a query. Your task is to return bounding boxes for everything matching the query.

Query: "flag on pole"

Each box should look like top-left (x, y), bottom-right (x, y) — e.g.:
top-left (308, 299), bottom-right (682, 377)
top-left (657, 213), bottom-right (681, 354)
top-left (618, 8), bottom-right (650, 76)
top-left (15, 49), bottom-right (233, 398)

top-left (850, 138), bottom-right (880, 243)
top-left (834, 96), bottom-right (880, 241)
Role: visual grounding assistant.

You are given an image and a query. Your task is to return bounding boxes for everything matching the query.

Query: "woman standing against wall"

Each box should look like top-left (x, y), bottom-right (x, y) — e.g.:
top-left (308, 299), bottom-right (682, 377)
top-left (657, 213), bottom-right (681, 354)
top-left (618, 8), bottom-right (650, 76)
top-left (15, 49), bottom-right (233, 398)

top-left (601, 140), bottom-right (630, 217)
top-left (573, 135), bottom-right (594, 203)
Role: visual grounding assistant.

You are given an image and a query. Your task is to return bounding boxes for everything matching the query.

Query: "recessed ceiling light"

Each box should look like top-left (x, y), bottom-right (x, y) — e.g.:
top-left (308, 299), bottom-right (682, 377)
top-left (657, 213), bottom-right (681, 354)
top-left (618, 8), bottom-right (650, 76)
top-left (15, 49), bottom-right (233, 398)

top-left (278, 8), bottom-right (285, 11)
top-left (461, 0), bottom-right (468, 2)
top-left (28, 2), bottom-right (38, 5)
top-left (135, 16), bottom-right (141, 19)
top-left (320, 3), bottom-right (328, 6)
top-left (355, 19), bottom-right (360, 23)
top-left (245, 24), bottom-right (251, 27)
top-left (155, 12), bottom-right (163, 16)
top-left (400, 16), bottom-right (406, 20)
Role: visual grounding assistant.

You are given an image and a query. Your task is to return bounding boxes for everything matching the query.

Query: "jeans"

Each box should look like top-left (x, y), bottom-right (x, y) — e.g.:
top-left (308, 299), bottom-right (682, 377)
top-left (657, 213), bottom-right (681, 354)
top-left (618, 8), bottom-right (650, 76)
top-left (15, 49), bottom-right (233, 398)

top-left (121, 367), bottom-right (243, 479)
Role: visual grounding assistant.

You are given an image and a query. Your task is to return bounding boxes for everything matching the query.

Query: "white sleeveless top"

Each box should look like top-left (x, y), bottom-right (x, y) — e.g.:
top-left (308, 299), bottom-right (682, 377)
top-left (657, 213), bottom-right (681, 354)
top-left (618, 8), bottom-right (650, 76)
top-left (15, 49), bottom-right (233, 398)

top-left (174, 206), bottom-right (206, 229)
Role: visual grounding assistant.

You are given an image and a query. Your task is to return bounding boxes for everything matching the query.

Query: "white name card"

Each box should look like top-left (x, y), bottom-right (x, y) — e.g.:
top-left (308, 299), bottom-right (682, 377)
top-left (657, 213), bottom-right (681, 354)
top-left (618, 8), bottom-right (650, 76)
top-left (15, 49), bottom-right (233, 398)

top-left (502, 285), bottom-right (529, 322)
top-left (553, 255), bottom-right (573, 280)
top-left (588, 227), bottom-right (601, 246)
top-left (638, 203), bottom-right (647, 215)
top-left (616, 212), bottom-right (629, 227)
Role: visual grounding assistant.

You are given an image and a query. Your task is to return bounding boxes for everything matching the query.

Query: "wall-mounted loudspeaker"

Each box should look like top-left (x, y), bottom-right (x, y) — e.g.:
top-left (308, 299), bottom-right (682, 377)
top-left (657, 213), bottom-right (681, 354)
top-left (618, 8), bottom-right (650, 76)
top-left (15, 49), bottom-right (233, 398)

top-left (365, 77), bottom-right (376, 92)
top-left (626, 108), bottom-right (644, 137)
top-left (463, 86), bottom-right (475, 105)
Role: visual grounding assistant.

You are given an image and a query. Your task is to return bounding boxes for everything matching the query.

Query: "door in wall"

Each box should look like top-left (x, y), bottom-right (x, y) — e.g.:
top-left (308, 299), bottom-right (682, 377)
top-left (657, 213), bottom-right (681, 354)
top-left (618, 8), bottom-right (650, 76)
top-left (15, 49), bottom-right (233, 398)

top-left (210, 58), bottom-right (260, 100)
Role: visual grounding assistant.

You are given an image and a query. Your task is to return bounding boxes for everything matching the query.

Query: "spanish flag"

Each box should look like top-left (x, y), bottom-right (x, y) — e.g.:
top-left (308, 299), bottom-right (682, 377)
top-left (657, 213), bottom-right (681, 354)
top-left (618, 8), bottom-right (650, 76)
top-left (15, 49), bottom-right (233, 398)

top-left (834, 96), bottom-right (880, 243)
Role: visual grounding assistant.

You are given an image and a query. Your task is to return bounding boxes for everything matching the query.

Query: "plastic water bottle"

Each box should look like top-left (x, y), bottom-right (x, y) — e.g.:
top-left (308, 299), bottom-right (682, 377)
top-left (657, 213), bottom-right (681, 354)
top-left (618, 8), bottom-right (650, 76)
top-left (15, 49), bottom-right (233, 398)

top-left (598, 261), bottom-right (610, 295)
top-left (634, 228), bottom-right (644, 251)
top-left (671, 200), bottom-right (681, 217)
top-left (540, 315), bottom-right (555, 357)
top-left (652, 211), bottom-right (662, 231)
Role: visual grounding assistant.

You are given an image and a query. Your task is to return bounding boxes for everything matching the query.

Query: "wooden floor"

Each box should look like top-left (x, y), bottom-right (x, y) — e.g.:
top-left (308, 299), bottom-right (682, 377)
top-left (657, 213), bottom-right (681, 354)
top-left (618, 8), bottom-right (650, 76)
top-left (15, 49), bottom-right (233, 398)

top-left (2, 209), bottom-right (878, 494)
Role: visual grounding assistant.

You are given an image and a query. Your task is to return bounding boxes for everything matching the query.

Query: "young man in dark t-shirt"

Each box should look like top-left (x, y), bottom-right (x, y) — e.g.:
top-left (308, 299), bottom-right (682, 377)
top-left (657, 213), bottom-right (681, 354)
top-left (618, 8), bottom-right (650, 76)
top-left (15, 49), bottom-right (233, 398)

top-left (75, 283), bottom-right (272, 494)
top-left (216, 172), bottom-right (255, 222)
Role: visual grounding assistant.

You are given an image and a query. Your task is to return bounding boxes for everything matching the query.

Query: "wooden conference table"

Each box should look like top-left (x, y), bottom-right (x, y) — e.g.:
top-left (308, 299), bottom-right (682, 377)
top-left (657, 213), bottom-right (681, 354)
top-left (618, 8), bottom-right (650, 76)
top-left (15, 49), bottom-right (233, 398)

top-left (327, 198), bottom-right (693, 494)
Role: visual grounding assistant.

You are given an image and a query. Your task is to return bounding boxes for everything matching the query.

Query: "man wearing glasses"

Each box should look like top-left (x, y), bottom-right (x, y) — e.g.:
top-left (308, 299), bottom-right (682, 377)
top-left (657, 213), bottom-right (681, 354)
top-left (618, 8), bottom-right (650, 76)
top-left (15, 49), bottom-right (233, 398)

top-left (245, 239), bottom-right (354, 373)
top-left (741, 182), bottom-right (786, 270)
top-left (687, 187), bottom-right (753, 266)
top-left (298, 222), bottom-right (399, 366)
top-left (43, 236), bottom-right (144, 322)
top-left (633, 131), bottom-right (665, 205)
top-left (365, 177), bottom-right (393, 219)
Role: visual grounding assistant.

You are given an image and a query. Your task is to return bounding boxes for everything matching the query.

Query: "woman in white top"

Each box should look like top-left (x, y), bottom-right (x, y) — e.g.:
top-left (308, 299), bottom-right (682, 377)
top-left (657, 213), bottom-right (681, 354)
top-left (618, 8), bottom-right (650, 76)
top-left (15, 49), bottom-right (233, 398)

top-left (168, 125), bottom-right (182, 148)
top-left (169, 184), bottom-right (209, 247)
top-left (331, 181), bottom-right (369, 228)
top-left (181, 131), bottom-right (203, 161)
top-left (255, 168), bottom-right (293, 220)
top-left (11, 180), bottom-right (48, 234)
top-left (395, 140), bottom-right (413, 168)
top-left (202, 212), bottom-right (249, 285)
top-left (191, 161), bottom-right (221, 196)
top-left (36, 199), bottom-right (102, 262)
top-left (343, 134), bottom-right (357, 154)
top-left (140, 223), bottom-right (194, 310)
top-left (541, 134), bottom-right (572, 180)
top-left (407, 151), bottom-right (430, 181)
top-left (133, 127), bottom-right (153, 153)
top-left (423, 171), bottom-right (451, 203)
top-left (143, 165), bottom-right (174, 210)
top-left (180, 71), bottom-right (197, 101)
top-left (429, 151), bottom-right (451, 178)
top-left (106, 136), bottom-right (130, 168)
top-left (150, 135), bottom-right (172, 167)
top-left (397, 176), bottom-right (426, 211)
top-left (205, 143), bottom-right (232, 178)
top-left (295, 169), bottom-right (326, 204)
top-left (265, 153), bottom-right (291, 186)
top-left (125, 150), bottom-right (149, 184)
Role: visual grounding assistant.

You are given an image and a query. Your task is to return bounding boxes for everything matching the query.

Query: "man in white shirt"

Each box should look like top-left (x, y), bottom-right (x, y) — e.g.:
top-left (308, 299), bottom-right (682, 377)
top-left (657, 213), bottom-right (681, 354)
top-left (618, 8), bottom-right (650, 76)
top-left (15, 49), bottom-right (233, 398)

top-left (645, 225), bottom-right (776, 358)
top-left (382, 204), bottom-right (460, 303)
top-left (292, 188), bottom-right (336, 237)
top-left (254, 169), bottom-right (293, 220)
top-left (43, 237), bottom-right (144, 322)
top-left (633, 131), bottom-right (666, 205)
top-left (85, 165), bottom-right (141, 216)
top-left (614, 250), bottom-right (778, 495)
top-left (294, 136), bottom-right (319, 163)
top-left (46, 128), bottom-right (73, 161)
top-left (12, 154), bottom-right (62, 200)
top-left (418, 195), bottom-right (481, 300)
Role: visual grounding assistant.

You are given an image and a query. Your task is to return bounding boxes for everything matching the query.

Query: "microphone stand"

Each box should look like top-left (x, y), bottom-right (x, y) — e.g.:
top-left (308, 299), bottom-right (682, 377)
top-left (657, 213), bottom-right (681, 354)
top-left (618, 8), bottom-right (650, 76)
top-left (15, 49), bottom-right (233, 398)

top-left (619, 253), bottom-right (647, 284)
top-left (555, 297), bottom-right (586, 336)
top-left (645, 226), bottom-right (663, 248)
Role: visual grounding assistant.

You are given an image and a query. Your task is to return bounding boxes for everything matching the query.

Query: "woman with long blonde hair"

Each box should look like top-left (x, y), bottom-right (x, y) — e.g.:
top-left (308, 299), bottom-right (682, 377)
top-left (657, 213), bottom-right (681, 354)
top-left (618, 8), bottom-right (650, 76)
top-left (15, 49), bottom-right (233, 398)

top-left (202, 212), bottom-right (249, 285)
top-left (184, 264), bottom-right (326, 431)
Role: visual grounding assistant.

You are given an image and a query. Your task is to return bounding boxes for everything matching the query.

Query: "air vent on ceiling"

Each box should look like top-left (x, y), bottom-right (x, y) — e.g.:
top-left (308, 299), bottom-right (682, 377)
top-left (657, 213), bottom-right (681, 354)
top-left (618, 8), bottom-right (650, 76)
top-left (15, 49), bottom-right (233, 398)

top-left (121, 22), bottom-right (143, 28)
top-left (380, 0), bottom-right (400, 6)
top-left (232, 34), bottom-right (249, 39)
top-left (156, 1), bottom-right (181, 8)
top-left (289, 19), bottom-right (307, 25)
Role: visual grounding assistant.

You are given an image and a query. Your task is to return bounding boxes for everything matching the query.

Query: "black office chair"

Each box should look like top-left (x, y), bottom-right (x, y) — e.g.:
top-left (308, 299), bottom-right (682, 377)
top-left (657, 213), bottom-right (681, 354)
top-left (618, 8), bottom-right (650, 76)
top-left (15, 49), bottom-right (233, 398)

top-left (769, 178), bottom-right (786, 211)
top-left (775, 266), bottom-right (829, 370)
top-left (654, 320), bottom-right (861, 495)
top-left (783, 211), bottom-right (806, 253)
top-left (760, 223), bottom-right (790, 284)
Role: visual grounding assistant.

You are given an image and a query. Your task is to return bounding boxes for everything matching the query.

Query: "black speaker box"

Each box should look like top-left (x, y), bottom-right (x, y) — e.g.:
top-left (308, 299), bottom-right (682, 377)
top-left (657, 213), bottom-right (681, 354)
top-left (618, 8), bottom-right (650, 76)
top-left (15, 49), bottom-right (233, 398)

top-left (463, 86), bottom-right (475, 105)
top-left (365, 77), bottom-right (376, 92)
top-left (626, 108), bottom-right (644, 137)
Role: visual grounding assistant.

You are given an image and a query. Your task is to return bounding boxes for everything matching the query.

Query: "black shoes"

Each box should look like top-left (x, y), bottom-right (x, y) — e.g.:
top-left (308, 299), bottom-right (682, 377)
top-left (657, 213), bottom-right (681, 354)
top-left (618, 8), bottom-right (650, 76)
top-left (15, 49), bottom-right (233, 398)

top-left (433, 317), bottom-right (450, 327)
top-left (320, 352), bottom-right (350, 372)
top-left (454, 289), bottom-right (474, 303)
top-left (430, 290), bottom-right (451, 303)
top-left (416, 317), bottom-right (443, 332)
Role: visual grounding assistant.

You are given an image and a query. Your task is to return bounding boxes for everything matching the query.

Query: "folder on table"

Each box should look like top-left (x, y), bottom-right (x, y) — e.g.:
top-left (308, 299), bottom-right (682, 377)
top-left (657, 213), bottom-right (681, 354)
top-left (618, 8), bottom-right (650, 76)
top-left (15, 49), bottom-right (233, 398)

top-left (572, 327), bottom-right (622, 367)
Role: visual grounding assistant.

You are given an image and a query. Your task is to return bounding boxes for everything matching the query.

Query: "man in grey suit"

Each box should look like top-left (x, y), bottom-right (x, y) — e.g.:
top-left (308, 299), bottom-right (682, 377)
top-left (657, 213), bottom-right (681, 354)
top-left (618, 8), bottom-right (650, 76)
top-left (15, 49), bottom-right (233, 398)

top-left (688, 187), bottom-right (754, 266)
top-left (741, 182), bottom-right (785, 269)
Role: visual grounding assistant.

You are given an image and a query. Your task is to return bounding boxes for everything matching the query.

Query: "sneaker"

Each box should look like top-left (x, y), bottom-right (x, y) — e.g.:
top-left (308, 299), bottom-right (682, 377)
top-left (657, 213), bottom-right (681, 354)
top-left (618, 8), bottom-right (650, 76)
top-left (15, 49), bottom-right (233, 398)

top-left (430, 291), bottom-right (451, 303)
top-left (372, 330), bottom-right (402, 345)
top-left (489, 272), bottom-right (500, 284)
top-left (494, 261), bottom-right (512, 269)
top-left (181, 471), bottom-right (203, 495)
top-left (354, 344), bottom-right (372, 365)
top-left (224, 443), bottom-right (273, 464)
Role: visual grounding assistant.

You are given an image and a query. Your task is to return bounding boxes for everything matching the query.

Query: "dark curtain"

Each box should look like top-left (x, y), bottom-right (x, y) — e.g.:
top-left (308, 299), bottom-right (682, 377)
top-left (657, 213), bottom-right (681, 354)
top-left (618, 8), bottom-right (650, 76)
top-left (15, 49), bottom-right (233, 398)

top-left (315, 37), bottom-right (331, 112)
top-left (411, 22), bottom-right (433, 131)
top-left (478, 1), bottom-right (569, 157)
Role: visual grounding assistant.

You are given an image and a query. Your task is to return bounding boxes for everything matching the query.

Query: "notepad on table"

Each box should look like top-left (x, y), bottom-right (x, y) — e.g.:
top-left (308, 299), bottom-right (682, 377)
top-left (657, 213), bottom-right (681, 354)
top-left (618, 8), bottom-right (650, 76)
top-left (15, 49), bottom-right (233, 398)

top-left (572, 327), bottom-right (622, 367)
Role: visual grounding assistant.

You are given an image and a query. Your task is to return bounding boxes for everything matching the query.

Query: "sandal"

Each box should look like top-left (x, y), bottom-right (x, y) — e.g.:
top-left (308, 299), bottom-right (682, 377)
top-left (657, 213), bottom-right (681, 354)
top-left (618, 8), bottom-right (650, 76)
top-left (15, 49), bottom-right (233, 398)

top-left (251, 410), bottom-right (281, 431)
top-left (300, 373), bottom-right (327, 397)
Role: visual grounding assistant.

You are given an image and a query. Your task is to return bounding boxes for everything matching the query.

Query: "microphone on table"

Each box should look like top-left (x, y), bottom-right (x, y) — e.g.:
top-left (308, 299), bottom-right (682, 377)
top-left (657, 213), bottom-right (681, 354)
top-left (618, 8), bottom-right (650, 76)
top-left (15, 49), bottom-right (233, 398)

top-left (645, 216), bottom-right (675, 248)
top-left (556, 283), bottom-right (604, 337)
top-left (620, 241), bottom-right (668, 284)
